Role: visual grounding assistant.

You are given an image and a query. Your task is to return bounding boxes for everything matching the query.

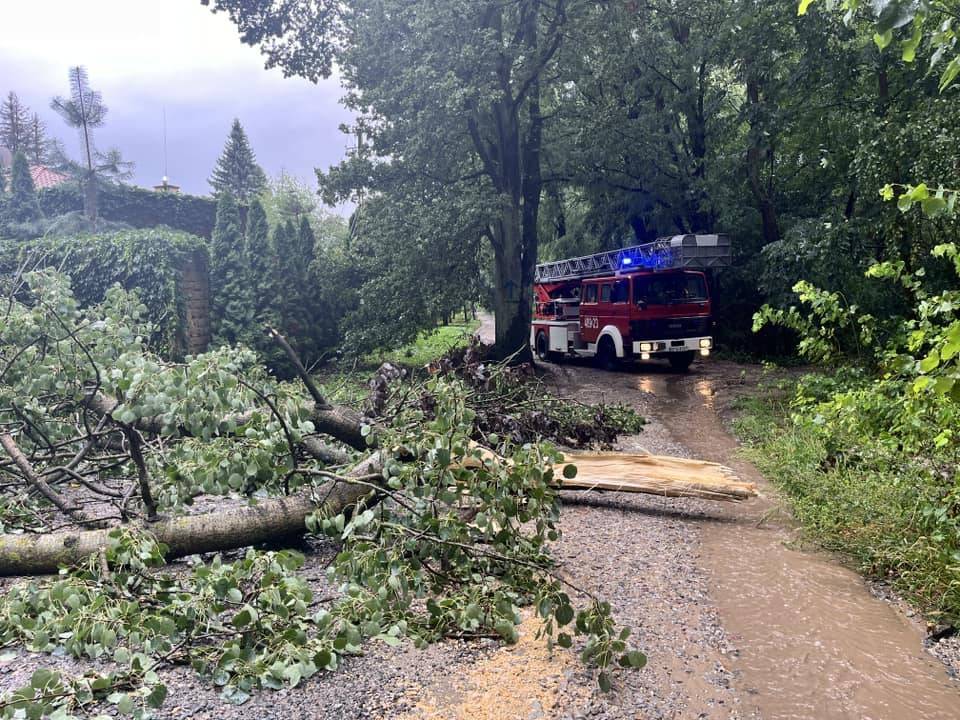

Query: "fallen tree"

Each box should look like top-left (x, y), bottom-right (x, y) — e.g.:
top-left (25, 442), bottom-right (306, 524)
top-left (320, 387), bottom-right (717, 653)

top-left (0, 270), bottom-right (736, 716)
top-left (0, 271), bottom-right (651, 717)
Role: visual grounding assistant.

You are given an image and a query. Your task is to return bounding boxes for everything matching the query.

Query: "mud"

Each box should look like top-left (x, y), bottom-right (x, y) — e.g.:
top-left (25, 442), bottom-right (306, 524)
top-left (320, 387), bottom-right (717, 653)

top-left (564, 359), bottom-right (960, 720)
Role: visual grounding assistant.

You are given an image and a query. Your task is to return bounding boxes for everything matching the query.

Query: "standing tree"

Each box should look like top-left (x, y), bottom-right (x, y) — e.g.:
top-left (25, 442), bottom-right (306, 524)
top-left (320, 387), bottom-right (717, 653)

top-left (241, 197), bottom-right (276, 348)
top-left (209, 119), bottom-right (267, 202)
top-left (26, 113), bottom-right (51, 165)
top-left (209, 191), bottom-right (251, 345)
top-left (0, 92), bottom-right (31, 154)
top-left (0, 151), bottom-right (42, 226)
top-left (204, 0), bottom-right (569, 361)
top-left (51, 66), bottom-right (133, 224)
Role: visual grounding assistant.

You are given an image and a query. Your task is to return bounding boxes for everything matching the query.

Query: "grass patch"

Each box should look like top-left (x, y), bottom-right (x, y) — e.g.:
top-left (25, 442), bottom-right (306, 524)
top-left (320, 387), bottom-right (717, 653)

top-left (313, 317), bottom-right (482, 408)
top-left (363, 318), bottom-right (481, 368)
top-left (732, 379), bottom-right (960, 625)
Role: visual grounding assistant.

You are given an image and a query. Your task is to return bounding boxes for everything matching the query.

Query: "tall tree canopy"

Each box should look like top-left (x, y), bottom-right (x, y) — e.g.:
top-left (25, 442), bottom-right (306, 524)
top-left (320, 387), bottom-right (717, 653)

top-left (0, 92), bottom-right (32, 155)
top-left (51, 66), bottom-right (133, 224)
top-left (204, 0), bottom-right (960, 356)
top-left (209, 118), bottom-right (268, 202)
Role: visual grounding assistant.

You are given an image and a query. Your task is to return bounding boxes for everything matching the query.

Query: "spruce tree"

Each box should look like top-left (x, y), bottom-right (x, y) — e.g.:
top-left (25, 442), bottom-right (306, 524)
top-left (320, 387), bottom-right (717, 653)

top-left (209, 192), bottom-right (251, 345)
top-left (27, 113), bottom-right (50, 165)
top-left (240, 198), bottom-right (275, 347)
top-left (0, 92), bottom-right (31, 154)
top-left (2, 152), bottom-right (42, 224)
top-left (209, 119), bottom-right (267, 203)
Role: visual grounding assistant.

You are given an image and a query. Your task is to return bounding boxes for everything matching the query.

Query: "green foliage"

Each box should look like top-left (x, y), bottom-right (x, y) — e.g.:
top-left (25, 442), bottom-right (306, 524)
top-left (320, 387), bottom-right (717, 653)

top-left (306, 371), bottom-right (644, 685)
top-left (0, 278), bottom-right (646, 714)
top-left (799, 0), bottom-right (960, 91)
top-left (209, 119), bottom-right (267, 203)
top-left (2, 228), bottom-right (208, 356)
top-left (210, 192), bottom-right (250, 346)
top-left (748, 242), bottom-right (960, 621)
top-left (365, 318), bottom-right (481, 368)
top-left (0, 151), bottom-right (41, 226)
top-left (37, 182), bottom-right (218, 238)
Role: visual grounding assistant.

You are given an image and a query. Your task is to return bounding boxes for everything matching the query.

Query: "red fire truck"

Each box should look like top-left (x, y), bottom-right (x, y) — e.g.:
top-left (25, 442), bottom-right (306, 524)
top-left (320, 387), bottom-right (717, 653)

top-left (531, 234), bottom-right (731, 372)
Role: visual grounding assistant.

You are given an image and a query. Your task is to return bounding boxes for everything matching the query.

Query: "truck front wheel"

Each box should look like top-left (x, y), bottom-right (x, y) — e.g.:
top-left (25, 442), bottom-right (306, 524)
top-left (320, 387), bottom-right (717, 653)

top-left (596, 337), bottom-right (619, 371)
top-left (668, 351), bottom-right (695, 373)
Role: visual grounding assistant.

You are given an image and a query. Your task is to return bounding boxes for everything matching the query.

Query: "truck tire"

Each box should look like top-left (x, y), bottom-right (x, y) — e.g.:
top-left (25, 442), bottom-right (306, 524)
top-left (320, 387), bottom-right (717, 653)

top-left (535, 331), bottom-right (550, 362)
top-left (668, 351), bottom-right (695, 373)
top-left (596, 337), bottom-right (619, 371)
top-left (535, 331), bottom-right (563, 363)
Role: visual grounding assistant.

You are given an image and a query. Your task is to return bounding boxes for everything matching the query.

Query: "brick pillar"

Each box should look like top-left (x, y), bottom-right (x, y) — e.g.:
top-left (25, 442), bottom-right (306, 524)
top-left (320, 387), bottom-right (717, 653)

top-left (179, 250), bottom-right (211, 355)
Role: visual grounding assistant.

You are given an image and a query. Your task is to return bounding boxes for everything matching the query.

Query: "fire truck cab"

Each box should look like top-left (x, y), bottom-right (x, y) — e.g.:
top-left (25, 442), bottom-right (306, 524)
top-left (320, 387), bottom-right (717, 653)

top-left (531, 235), bottom-right (730, 372)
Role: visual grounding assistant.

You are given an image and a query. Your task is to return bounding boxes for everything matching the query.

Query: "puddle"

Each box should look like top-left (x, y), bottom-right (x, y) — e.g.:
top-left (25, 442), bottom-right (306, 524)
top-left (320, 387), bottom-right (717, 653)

top-left (643, 370), bottom-right (960, 720)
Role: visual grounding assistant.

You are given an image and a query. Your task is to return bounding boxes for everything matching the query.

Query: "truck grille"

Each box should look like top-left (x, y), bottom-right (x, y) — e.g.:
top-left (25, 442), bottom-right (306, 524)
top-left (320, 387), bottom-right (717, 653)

top-left (630, 316), bottom-right (709, 341)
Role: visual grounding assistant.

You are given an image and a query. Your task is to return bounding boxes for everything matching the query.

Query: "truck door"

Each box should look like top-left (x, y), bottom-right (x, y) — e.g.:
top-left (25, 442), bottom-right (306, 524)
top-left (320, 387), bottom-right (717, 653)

top-left (580, 282), bottom-right (599, 343)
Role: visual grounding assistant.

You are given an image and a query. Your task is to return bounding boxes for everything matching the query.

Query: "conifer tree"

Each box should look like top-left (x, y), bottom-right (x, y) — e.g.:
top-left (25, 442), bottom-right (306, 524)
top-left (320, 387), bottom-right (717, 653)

top-left (209, 119), bottom-right (267, 203)
top-left (27, 113), bottom-right (51, 165)
top-left (209, 192), bottom-right (250, 345)
top-left (241, 198), bottom-right (275, 347)
top-left (0, 92), bottom-right (31, 154)
top-left (2, 152), bottom-right (42, 224)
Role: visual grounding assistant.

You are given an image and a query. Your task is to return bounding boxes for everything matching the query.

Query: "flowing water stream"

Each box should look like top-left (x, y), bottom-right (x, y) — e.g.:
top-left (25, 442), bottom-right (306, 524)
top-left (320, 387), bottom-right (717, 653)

top-left (639, 369), bottom-right (960, 719)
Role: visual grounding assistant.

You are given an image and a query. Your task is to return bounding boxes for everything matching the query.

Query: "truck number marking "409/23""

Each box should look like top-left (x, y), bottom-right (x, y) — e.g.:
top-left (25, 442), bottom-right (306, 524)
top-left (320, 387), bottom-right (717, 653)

top-left (583, 316), bottom-right (599, 329)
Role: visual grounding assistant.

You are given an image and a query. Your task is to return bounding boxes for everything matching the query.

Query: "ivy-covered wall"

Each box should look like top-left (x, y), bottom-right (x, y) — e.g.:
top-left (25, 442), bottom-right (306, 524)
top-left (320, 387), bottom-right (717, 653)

top-left (5, 229), bottom-right (211, 357)
top-left (38, 184), bottom-right (219, 238)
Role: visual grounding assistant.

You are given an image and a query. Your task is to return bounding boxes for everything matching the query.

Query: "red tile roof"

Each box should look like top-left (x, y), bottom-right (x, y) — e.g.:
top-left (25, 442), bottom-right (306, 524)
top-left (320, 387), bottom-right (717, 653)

top-left (30, 165), bottom-right (69, 189)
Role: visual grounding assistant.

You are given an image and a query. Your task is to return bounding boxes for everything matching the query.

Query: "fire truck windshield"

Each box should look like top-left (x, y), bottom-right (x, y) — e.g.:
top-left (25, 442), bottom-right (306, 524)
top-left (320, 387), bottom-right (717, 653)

top-left (634, 273), bottom-right (707, 305)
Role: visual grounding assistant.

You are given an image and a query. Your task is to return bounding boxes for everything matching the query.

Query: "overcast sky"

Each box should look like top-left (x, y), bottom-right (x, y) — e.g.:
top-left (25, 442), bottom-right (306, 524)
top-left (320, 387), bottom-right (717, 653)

top-left (0, 0), bottom-right (353, 201)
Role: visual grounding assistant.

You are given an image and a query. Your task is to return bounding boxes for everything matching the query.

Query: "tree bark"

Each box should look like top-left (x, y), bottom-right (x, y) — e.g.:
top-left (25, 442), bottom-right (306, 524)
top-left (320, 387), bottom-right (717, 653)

top-left (0, 452), bottom-right (384, 576)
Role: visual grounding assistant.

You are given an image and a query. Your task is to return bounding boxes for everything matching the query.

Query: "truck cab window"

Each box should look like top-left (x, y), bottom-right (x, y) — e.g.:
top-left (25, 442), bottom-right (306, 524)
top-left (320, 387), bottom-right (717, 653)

top-left (600, 284), bottom-right (611, 303)
top-left (584, 284), bottom-right (597, 303)
top-left (633, 273), bottom-right (707, 305)
top-left (612, 280), bottom-right (628, 303)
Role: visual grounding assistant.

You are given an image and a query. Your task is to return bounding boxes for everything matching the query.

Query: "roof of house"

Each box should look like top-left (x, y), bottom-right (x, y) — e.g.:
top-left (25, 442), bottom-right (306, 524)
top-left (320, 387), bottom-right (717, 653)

top-left (30, 165), bottom-right (69, 189)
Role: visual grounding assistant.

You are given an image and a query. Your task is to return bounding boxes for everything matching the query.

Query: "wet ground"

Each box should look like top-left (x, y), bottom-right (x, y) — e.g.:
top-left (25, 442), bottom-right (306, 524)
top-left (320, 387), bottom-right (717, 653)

top-left (546, 358), bottom-right (960, 719)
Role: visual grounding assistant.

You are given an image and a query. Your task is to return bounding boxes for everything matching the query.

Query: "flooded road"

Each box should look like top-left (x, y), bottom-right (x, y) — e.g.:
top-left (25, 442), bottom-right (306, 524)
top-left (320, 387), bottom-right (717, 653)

top-left (633, 365), bottom-right (959, 719)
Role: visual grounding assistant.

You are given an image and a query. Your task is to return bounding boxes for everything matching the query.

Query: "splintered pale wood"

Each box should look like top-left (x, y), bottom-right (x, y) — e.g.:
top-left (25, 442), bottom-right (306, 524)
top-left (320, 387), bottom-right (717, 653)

top-left (555, 452), bottom-right (756, 502)
top-left (462, 443), bottom-right (756, 502)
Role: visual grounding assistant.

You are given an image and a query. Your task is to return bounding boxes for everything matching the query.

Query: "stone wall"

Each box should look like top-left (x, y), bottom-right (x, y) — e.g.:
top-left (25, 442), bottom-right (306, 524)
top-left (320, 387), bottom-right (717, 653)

top-left (179, 250), bottom-right (211, 355)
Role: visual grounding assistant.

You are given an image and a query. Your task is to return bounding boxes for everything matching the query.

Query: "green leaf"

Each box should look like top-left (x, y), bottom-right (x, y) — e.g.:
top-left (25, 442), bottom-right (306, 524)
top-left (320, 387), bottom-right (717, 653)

top-left (625, 650), bottom-right (647, 668)
top-left (562, 464), bottom-right (578, 480)
top-left (874, 30), bottom-right (893, 50)
top-left (598, 671), bottom-right (612, 693)
top-left (146, 684), bottom-right (168, 709)
top-left (555, 604), bottom-right (575, 626)
top-left (798, 0), bottom-right (816, 15)
top-left (116, 694), bottom-right (135, 715)
top-left (557, 632), bottom-right (573, 648)
top-left (919, 353), bottom-right (940, 373)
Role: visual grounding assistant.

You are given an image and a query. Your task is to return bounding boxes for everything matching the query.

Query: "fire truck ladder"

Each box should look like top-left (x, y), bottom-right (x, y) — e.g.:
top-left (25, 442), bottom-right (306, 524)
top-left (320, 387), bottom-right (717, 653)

top-left (534, 234), bottom-right (731, 283)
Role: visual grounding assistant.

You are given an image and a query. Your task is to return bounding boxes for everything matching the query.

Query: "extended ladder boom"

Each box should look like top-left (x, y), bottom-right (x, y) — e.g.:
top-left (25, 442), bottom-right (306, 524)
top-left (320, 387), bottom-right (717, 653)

top-left (535, 234), bottom-right (731, 283)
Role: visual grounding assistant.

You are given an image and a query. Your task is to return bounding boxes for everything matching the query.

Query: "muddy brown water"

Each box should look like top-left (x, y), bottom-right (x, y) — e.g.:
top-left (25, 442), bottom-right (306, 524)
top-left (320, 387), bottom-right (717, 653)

top-left (633, 365), bottom-right (960, 720)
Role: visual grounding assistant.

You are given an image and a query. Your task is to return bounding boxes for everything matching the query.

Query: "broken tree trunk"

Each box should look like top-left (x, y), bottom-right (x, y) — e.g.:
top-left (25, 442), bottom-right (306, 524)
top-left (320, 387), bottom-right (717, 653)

top-left (556, 453), bottom-right (756, 502)
top-left (0, 452), bottom-right (384, 576)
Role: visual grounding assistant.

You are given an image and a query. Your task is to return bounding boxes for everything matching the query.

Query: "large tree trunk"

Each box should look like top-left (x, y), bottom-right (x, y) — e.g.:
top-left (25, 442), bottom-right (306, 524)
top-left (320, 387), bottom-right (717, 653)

top-left (0, 452), bottom-right (384, 576)
top-left (745, 76), bottom-right (780, 246)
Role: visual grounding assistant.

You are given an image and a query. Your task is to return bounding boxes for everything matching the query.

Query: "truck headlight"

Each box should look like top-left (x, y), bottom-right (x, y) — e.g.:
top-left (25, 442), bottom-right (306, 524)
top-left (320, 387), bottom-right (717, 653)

top-left (699, 338), bottom-right (711, 348)
top-left (640, 342), bottom-right (652, 352)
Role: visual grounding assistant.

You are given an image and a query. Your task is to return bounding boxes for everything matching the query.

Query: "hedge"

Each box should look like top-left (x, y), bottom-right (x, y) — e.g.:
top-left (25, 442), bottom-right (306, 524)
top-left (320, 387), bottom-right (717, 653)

top-left (2, 229), bottom-right (210, 357)
top-left (38, 183), bottom-right (219, 238)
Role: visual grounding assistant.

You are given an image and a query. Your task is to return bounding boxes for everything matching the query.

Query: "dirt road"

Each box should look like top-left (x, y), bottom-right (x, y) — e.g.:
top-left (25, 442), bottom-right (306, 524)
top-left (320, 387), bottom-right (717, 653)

top-left (543, 359), bottom-right (960, 719)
